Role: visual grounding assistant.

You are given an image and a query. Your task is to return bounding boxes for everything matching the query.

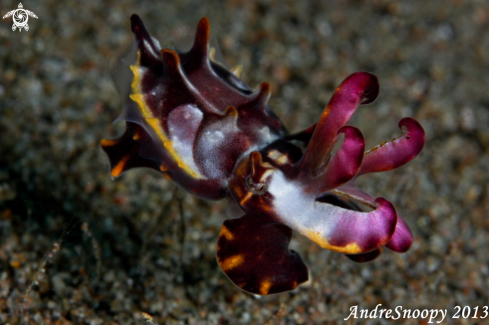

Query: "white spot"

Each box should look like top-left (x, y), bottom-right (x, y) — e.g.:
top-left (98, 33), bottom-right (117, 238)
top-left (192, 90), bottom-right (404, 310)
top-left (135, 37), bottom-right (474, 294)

top-left (167, 104), bottom-right (203, 175)
top-left (267, 150), bottom-right (282, 160)
top-left (267, 150), bottom-right (291, 165)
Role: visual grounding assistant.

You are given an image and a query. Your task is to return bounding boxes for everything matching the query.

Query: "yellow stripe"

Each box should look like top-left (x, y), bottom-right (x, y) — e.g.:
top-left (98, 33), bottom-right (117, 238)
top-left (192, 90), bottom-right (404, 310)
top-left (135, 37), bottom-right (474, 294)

top-left (306, 229), bottom-right (362, 254)
top-left (219, 254), bottom-right (244, 272)
top-left (111, 155), bottom-right (130, 177)
top-left (259, 278), bottom-right (272, 295)
top-left (129, 53), bottom-right (201, 179)
top-left (239, 192), bottom-right (253, 206)
top-left (220, 225), bottom-right (234, 241)
top-left (101, 139), bottom-right (117, 147)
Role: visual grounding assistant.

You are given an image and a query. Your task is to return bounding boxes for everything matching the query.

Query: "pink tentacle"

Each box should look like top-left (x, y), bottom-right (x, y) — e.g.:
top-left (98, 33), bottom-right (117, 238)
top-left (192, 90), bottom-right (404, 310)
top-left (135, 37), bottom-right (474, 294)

top-left (334, 183), bottom-right (413, 253)
top-left (314, 126), bottom-right (365, 192)
top-left (299, 72), bottom-right (379, 175)
top-left (385, 216), bottom-right (413, 253)
top-left (300, 198), bottom-right (397, 254)
top-left (358, 117), bottom-right (425, 176)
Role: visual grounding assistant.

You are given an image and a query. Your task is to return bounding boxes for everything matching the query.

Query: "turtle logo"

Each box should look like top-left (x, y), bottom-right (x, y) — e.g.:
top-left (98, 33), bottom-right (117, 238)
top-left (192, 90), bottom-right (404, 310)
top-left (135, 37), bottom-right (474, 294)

top-left (2, 3), bottom-right (38, 32)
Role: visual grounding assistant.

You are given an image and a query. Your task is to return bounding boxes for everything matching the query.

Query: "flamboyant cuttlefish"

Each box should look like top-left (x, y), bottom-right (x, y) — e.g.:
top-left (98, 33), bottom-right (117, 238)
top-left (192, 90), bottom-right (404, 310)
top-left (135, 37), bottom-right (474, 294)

top-left (101, 15), bottom-right (425, 295)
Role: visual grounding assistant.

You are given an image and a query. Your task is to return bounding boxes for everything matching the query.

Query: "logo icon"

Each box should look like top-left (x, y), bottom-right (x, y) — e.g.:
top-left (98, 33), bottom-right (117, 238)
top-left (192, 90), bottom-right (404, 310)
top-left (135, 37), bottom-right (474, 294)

top-left (2, 3), bottom-right (38, 32)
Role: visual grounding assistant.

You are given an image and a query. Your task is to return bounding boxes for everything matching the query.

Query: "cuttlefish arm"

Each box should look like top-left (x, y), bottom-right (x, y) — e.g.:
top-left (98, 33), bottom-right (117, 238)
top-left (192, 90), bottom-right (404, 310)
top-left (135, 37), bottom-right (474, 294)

top-left (217, 213), bottom-right (308, 295)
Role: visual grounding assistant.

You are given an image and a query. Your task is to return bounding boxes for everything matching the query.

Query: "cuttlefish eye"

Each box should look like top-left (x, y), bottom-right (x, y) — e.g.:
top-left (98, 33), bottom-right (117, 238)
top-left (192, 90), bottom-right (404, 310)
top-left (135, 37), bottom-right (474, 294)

top-left (246, 175), bottom-right (268, 195)
top-left (244, 151), bottom-right (277, 195)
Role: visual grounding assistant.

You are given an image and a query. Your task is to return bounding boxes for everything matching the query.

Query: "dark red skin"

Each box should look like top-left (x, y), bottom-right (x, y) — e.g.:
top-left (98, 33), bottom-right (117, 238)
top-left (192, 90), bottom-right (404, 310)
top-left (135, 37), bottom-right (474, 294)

top-left (102, 16), bottom-right (425, 295)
